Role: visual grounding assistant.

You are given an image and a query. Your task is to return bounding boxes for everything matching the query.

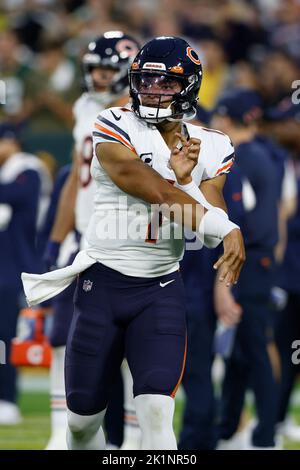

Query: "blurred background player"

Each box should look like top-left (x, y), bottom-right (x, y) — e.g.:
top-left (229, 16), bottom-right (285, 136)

top-left (0, 123), bottom-right (51, 424)
top-left (267, 101), bottom-right (300, 442)
top-left (41, 31), bottom-right (140, 449)
top-left (211, 89), bottom-right (282, 449)
top-left (178, 107), bottom-right (244, 449)
top-left (37, 162), bottom-right (76, 448)
top-left (180, 89), bottom-right (299, 451)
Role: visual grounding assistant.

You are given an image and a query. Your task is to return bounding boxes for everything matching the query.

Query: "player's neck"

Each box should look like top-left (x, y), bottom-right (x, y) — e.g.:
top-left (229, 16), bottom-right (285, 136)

top-left (156, 121), bottom-right (182, 150)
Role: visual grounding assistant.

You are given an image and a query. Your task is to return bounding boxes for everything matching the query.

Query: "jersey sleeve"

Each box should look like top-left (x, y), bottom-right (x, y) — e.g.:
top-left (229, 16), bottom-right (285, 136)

top-left (93, 108), bottom-right (137, 154)
top-left (203, 132), bottom-right (235, 180)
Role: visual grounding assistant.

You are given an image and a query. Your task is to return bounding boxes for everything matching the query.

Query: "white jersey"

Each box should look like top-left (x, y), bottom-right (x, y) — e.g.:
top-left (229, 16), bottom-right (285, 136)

top-left (85, 106), bottom-right (235, 277)
top-left (73, 93), bottom-right (108, 235)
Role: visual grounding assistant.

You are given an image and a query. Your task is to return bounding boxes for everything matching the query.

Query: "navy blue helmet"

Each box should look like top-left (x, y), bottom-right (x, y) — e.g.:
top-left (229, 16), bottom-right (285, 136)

top-left (129, 36), bottom-right (203, 123)
top-left (82, 31), bottom-right (140, 95)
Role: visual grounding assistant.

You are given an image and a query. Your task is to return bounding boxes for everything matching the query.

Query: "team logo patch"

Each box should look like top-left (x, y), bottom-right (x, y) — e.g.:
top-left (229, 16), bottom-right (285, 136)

top-left (83, 280), bottom-right (93, 292)
top-left (115, 39), bottom-right (139, 59)
top-left (186, 47), bottom-right (201, 65)
top-left (140, 152), bottom-right (153, 165)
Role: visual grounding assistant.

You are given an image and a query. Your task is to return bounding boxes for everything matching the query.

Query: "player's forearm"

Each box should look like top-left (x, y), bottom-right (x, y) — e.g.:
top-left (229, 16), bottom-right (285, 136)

top-left (98, 144), bottom-right (237, 235)
top-left (103, 156), bottom-right (235, 236)
top-left (200, 179), bottom-right (228, 213)
top-left (155, 185), bottom-right (235, 242)
top-left (174, 174), bottom-right (228, 222)
top-left (49, 170), bottom-right (78, 242)
top-left (102, 157), bottom-right (204, 230)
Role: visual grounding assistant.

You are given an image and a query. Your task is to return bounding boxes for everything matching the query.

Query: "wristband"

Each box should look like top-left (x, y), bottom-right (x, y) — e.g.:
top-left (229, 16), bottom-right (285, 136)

top-left (175, 180), bottom-right (228, 218)
top-left (198, 209), bottom-right (239, 242)
top-left (175, 180), bottom-right (234, 247)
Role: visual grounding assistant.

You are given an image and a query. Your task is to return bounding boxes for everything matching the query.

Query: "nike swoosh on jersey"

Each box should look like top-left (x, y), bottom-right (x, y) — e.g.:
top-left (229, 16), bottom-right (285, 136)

top-left (159, 279), bottom-right (175, 287)
top-left (110, 110), bottom-right (121, 121)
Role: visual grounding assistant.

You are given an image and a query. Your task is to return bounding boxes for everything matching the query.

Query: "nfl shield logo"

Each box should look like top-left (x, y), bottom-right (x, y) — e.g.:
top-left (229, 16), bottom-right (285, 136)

top-left (82, 280), bottom-right (93, 292)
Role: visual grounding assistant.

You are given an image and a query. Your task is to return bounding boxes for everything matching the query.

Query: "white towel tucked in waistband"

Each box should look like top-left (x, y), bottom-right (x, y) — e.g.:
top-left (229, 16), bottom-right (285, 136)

top-left (21, 250), bottom-right (98, 307)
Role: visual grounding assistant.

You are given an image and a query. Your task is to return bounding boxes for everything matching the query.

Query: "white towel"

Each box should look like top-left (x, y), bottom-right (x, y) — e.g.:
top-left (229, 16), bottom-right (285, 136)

top-left (21, 250), bottom-right (98, 307)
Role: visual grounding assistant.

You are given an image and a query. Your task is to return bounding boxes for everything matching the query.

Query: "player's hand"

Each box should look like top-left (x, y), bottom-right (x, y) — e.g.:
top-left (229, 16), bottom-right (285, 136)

top-left (214, 281), bottom-right (243, 327)
top-left (170, 133), bottom-right (201, 185)
top-left (213, 228), bottom-right (246, 286)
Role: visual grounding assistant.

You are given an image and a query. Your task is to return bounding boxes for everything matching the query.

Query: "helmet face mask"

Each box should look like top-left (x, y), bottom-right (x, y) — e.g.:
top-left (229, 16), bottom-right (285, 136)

top-left (129, 37), bottom-right (202, 123)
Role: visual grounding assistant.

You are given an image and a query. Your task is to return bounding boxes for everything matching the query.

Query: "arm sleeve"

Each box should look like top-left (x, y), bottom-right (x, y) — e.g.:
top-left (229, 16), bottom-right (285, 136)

top-left (93, 108), bottom-right (137, 154)
top-left (202, 133), bottom-right (235, 180)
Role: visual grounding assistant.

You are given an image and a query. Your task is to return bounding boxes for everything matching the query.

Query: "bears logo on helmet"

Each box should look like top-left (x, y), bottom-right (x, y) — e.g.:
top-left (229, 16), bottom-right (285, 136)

top-left (186, 47), bottom-right (201, 65)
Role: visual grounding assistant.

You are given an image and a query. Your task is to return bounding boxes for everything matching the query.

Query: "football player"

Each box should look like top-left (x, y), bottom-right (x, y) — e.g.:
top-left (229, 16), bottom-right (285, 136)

top-left (23, 36), bottom-right (245, 450)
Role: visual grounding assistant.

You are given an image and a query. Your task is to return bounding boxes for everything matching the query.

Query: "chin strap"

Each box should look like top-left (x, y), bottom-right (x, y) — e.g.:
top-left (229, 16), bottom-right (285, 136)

top-left (138, 105), bottom-right (173, 123)
top-left (137, 104), bottom-right (196, 124)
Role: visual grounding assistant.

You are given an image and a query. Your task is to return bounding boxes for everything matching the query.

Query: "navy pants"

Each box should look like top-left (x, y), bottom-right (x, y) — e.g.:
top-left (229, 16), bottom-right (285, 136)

top-left (0, 286), bottom-right (23, 403)
top-left (49, 272), bottom-right (124, 446)
top-left (49, 280), bottom-right (76, 347)
top-left (218, 250), bottom-right (278, 447)
top-left (65, 262), bottom-right (187, 415)
top-left (104, 369), bottom-right (124, 447)
top-left (275, 292), bottom-right (300, 423)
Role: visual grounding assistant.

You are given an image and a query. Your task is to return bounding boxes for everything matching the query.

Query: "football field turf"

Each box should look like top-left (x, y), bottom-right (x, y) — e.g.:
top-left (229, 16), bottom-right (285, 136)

top-left (0, 374), bottom-right (300, 450)
top-left (0, 390), bottom-right (186, 450)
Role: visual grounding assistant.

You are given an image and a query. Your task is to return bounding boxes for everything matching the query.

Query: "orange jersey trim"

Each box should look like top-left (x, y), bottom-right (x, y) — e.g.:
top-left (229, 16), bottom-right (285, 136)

top-left (95, 123), bottom-right (137, 154)
top-left (170, 334), bottom-right (187, 398)
top-left (215, 160), bottom-right (234, 176)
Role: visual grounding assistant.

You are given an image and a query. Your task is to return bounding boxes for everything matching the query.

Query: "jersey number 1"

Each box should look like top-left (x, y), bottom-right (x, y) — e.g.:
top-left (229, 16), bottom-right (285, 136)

top-left (145, 179), bottom-right (175, 243)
